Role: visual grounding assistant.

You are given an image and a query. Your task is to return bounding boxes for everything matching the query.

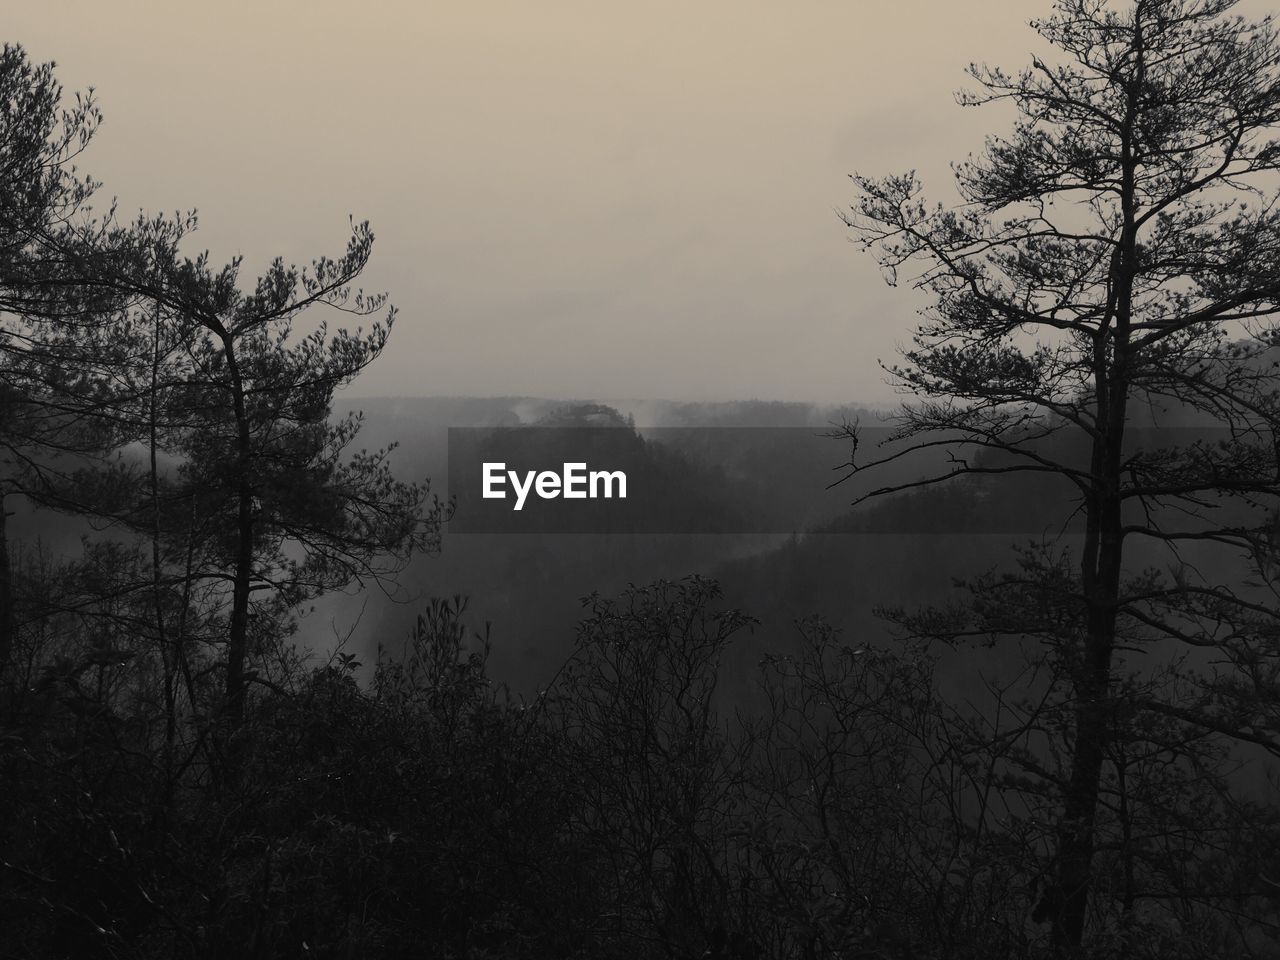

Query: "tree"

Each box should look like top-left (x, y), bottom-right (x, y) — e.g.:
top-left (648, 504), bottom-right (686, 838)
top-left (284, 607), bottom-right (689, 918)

top-left (0, 43), bottom-right (113, 681)
top-left (842, 0), bottom-right (1280, 952)
top-left (0, 52), bottom-right (192, 706)
top-left (139, 228), bottom-right (446, 730)
top-left (551, 577), bottom-right (755, 958)
top-left (0, 42), bottom-right (100, 319)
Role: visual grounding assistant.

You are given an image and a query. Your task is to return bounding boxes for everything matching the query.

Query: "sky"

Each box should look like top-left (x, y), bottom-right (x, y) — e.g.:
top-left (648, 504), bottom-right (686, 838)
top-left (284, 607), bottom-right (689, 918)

top-left (11, 1), bottom-right (1099, 404)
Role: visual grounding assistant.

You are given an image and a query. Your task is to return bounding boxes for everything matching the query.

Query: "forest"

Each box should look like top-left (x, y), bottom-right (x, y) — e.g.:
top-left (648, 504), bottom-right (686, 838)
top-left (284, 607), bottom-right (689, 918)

top-left (6, 1), bottom-right (1280, 958)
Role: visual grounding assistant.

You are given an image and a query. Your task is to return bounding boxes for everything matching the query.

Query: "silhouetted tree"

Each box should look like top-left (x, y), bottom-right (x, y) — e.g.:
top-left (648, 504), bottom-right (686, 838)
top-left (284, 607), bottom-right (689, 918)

top-left (0, 43), bottom-right (114, 681)
top-left (552, 577), bottom-right (755, 958)
top-left (843, 0), bottom-right (1280, 951)
top-left (142, 228), bottom-right (446, 730)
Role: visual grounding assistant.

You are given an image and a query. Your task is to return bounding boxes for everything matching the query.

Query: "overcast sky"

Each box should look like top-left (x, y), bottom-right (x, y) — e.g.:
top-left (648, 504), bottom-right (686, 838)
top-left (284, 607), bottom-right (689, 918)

top-left (13, 2), bottom-right (1107, 403)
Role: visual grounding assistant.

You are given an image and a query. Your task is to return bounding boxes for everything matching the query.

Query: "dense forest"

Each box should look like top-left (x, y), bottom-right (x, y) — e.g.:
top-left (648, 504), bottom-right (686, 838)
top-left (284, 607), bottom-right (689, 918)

top-left (7, 1), bottom-right (1280, 958)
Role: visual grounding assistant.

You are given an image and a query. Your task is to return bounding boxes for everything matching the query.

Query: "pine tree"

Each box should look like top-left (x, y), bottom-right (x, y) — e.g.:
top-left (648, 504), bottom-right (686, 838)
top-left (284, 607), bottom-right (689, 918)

top-left (844, 0), bottom-right (1280, 950)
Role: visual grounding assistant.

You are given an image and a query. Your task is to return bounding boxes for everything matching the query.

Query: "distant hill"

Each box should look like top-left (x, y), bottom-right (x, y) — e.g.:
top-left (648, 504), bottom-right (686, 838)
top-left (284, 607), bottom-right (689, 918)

top-left (337, 398), bottom-right (873, 685)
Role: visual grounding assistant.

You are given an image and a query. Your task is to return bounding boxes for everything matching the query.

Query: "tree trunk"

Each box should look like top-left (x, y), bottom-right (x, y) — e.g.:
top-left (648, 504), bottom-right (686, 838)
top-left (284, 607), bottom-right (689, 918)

top-left (149, 305), bottom-right (176, 756)
top-left (1050, 27), bottom-right (1144, 947)
top-left (1053, 580), bottom-right (1119, 947)
top-left (0, 491), bottom-right (13, 684)
top-left (218, 326), bottom-right (253, 730)
top-left (226, 468), bottom-right (253, 726)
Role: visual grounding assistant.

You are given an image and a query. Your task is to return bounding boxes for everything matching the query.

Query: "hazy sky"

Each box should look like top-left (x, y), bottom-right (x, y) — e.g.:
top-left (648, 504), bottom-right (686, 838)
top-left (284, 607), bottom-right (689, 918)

top-left (12, 1), bottom-right (1101, 403)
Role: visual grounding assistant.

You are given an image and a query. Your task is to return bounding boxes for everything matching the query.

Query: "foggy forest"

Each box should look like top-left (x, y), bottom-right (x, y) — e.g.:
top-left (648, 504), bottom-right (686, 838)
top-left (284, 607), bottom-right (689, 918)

top-left (6, 1), bottom-right (1280, 958)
